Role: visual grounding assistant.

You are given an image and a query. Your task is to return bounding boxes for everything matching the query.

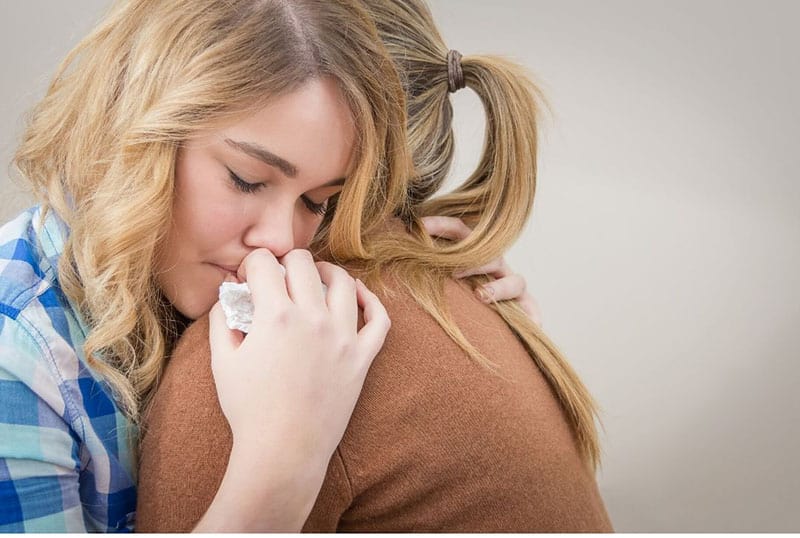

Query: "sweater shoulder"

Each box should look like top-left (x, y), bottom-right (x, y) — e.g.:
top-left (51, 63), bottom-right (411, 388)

top-left (330, 275), bottom-right (611, 531)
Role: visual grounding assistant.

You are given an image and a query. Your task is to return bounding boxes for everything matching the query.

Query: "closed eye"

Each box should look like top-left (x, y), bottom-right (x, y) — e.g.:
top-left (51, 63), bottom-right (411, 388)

top-left (227, 168), bottom-right (330, 217)
top-left (302, 197), bottom-right (328, 217)
top-left (227, 168), bottom-right (263, 193)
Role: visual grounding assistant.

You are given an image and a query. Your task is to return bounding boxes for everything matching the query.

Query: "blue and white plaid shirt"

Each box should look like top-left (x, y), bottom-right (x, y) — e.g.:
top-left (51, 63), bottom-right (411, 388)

top-left (0, 206), bottom-right (137, 532)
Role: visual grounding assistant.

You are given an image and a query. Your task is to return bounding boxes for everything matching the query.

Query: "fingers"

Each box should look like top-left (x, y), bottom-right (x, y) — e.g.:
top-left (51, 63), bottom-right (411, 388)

top-left (237, 249), bottom-right (291, 314)
top-left (474, 273), bottom-right (526, 304)
top-left (354, 278), bottom-right (391, 366)
top-left (421, 215), bottom-right (473, 241)
top-left (472, 281), bottom-right (543, 328)
top-left (453, 257), bottom-right (510, 279)
top-left (455, 259), bottom-right (543, 327)
top-left (421, 216), bottom-right (541, 327)
top-left (316, 261), bottom-right (358, 334)
top-left (208, 301), bottom-right (243, 356)
top-left (517, 293), bottom-right (543, 327)
top-left (281, 250), bottom-right (326, 308)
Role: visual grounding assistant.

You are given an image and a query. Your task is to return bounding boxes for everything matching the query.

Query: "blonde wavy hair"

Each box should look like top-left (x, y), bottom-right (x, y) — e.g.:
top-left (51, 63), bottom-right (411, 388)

top-left (14, 0), bottom-right (412, 423)
top-left (328, 0), bottom-right (604, 471)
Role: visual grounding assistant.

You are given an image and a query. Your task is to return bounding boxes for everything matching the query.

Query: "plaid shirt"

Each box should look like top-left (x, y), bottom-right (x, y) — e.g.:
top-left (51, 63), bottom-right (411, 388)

top-left (0, 206), bottom-right (136, 532)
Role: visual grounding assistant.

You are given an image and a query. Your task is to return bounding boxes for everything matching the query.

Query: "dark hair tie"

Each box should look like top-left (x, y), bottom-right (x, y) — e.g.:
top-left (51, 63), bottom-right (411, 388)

top-left (447, 49), bottom-right (465, 93)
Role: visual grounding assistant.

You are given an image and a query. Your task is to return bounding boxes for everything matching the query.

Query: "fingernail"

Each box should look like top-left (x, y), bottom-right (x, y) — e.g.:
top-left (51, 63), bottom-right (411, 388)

top-left (224, 274), bottom-right (237, 283)
top-left (476, 286), bottom-right (494, 302)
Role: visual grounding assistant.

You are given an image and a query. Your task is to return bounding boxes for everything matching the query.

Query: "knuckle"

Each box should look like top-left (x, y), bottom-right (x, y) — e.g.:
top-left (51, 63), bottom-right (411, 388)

top-left (284, 249), bottom-right (313, 264)
top-left (305, 309), bottom-right (329, 331)
top-left (376, 307), bottom-right (391, 328)
top-left (243, 249), bottom-right (269, 271)
top-left (420, 215), bottom-right (437, 228)
top-left (517, 275), bottom-right (527, 292)
top-left (333, 336), bottom-right (356, 358)
top-left (321, 262), bottom-right (341, 276)
top-left (424, 216), bottom-right (454, 237)
top-left (249, 248), bottom-right (274, 262)
top-left (314, 260), bottom-right (331, 275)
top-left (341, 278), bottom-right (357, 296)
top-left (316, 260), bottom-right (340, 275)
top-left (330, 263), bottom-right (350, 277)
top-left (328, 264), bottom-right (354, 283)
top-left (268, 305), bottom-right (294, 326)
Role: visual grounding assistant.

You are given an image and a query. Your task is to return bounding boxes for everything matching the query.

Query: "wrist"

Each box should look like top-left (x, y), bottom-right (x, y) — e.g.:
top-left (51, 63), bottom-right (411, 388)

top-left (230, 421), bottom-right (335, 479)
top-left (202, 437), bottom-right (329, 531)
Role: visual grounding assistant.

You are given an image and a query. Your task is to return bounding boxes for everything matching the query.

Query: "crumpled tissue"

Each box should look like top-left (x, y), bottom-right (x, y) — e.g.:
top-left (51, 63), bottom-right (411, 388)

top-left (219, 282), bottom-right (256, 333)
top-left (218, 265), bottom-right (327, 333)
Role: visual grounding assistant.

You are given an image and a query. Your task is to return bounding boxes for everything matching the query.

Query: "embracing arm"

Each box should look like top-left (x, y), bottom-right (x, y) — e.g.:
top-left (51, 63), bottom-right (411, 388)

top-left (137, 249), bottom-right (388, 532)
top-left (136, 314), bottom-right (340, 532)
top-left (137, 309), bottom-right (356, 531)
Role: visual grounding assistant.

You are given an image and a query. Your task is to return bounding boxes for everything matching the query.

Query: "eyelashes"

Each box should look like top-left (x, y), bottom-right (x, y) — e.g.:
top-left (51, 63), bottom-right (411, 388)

top-left (227, 168), bottom-right (262, 194)
top-left (303, 198), bottom-right (328, 217)
top-left (227, 168), bottom-right (329, 217)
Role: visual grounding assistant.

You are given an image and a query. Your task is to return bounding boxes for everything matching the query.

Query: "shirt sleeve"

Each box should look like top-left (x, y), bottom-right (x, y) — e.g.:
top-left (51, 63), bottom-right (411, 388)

top-left (0, 313), bottom-right (87, 532)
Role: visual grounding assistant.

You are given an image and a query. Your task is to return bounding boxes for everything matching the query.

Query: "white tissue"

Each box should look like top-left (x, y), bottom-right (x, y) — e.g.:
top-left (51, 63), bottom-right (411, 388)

top-left (219, 282), bottom-right (255, 333)
top-left (218, 265), bottom-right (327, 333)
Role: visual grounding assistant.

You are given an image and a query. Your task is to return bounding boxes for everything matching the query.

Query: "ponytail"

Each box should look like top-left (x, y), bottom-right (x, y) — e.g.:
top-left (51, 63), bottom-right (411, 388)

top-left (421, 53), bottom-right (605, 472)
top-left (346, 0), bottom-right (603, 472)
top-left (417, 53), bottom-right (541, 265)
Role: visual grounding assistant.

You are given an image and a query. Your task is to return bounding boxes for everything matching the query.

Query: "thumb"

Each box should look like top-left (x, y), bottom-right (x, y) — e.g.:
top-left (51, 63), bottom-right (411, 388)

top-left (208, 301), bottom-right (242, 358)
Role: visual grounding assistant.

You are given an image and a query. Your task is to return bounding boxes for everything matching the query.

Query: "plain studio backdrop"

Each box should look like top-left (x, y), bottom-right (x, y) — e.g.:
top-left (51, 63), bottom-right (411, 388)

top-left (1, 1), bottom-right (798, 532)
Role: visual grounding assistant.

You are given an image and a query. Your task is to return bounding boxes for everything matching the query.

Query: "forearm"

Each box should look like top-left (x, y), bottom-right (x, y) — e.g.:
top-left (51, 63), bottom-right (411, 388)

top-left (192, 439), bottom-right (330, 532)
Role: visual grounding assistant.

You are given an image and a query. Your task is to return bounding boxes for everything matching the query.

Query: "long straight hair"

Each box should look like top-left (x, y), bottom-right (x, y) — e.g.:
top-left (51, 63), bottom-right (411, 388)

top-left (321, 0), bottom-right (603, 472)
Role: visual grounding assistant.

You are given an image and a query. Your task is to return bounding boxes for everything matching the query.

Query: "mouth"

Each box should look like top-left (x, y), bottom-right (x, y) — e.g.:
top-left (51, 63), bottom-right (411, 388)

top-left (209, 263), bottom-right (240, 279)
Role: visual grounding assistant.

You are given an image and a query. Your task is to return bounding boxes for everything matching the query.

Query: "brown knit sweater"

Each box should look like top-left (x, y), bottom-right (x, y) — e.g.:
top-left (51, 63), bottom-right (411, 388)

top-left (136, 275), bottom-right (613, 532)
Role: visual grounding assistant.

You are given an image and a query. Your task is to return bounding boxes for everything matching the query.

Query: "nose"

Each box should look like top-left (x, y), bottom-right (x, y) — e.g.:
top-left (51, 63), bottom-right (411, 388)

top-left (242, 203), bottom-right (295, 258)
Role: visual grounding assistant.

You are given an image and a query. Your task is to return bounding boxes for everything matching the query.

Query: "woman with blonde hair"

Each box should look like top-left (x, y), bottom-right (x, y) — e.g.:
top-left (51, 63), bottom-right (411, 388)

top-left (0, 0), bottom-right (538, 532)
top-left (136, 0), bottom-right (612, 532)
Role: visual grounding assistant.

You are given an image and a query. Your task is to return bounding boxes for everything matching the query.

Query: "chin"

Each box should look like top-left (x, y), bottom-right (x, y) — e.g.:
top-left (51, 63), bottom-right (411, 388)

top-left (167, 287), bottom-right (218, 321)
top-left (179, 297), bottom-right (217, 321)
top-left (158, 264), bottom-right (223, 321)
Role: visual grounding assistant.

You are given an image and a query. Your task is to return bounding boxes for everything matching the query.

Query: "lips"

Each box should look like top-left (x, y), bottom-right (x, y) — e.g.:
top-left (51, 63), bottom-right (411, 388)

top-left (210, 263), bottom-right (240, 278)
top-left (215, 264), bottom-right (240, 273)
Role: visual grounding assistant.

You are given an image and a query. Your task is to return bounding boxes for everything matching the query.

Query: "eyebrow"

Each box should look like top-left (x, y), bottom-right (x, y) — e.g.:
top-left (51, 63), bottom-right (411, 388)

top-left (224, 138), bottom-right (346, 188)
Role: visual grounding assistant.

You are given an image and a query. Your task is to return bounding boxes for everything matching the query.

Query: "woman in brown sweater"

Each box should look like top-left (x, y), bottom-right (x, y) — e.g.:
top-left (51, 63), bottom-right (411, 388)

top-left (137, 0), bottom-right (612, 532)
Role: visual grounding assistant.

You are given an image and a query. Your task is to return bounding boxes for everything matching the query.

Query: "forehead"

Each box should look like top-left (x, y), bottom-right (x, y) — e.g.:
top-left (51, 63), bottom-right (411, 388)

top-left (220, 77), bottom-right (356, 184)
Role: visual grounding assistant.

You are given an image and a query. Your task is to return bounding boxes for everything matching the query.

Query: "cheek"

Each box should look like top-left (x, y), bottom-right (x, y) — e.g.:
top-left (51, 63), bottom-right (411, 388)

top-left (294, 216), bottom-right (325, 249)
top-left (174, 200), bottom-right (241, 251)
top-left (172, 157), bottom-right (244, 252)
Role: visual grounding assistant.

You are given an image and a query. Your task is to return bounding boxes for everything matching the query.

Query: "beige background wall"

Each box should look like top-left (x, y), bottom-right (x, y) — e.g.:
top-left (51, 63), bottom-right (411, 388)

top-left (1, 1), bottom-right (798, 532)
